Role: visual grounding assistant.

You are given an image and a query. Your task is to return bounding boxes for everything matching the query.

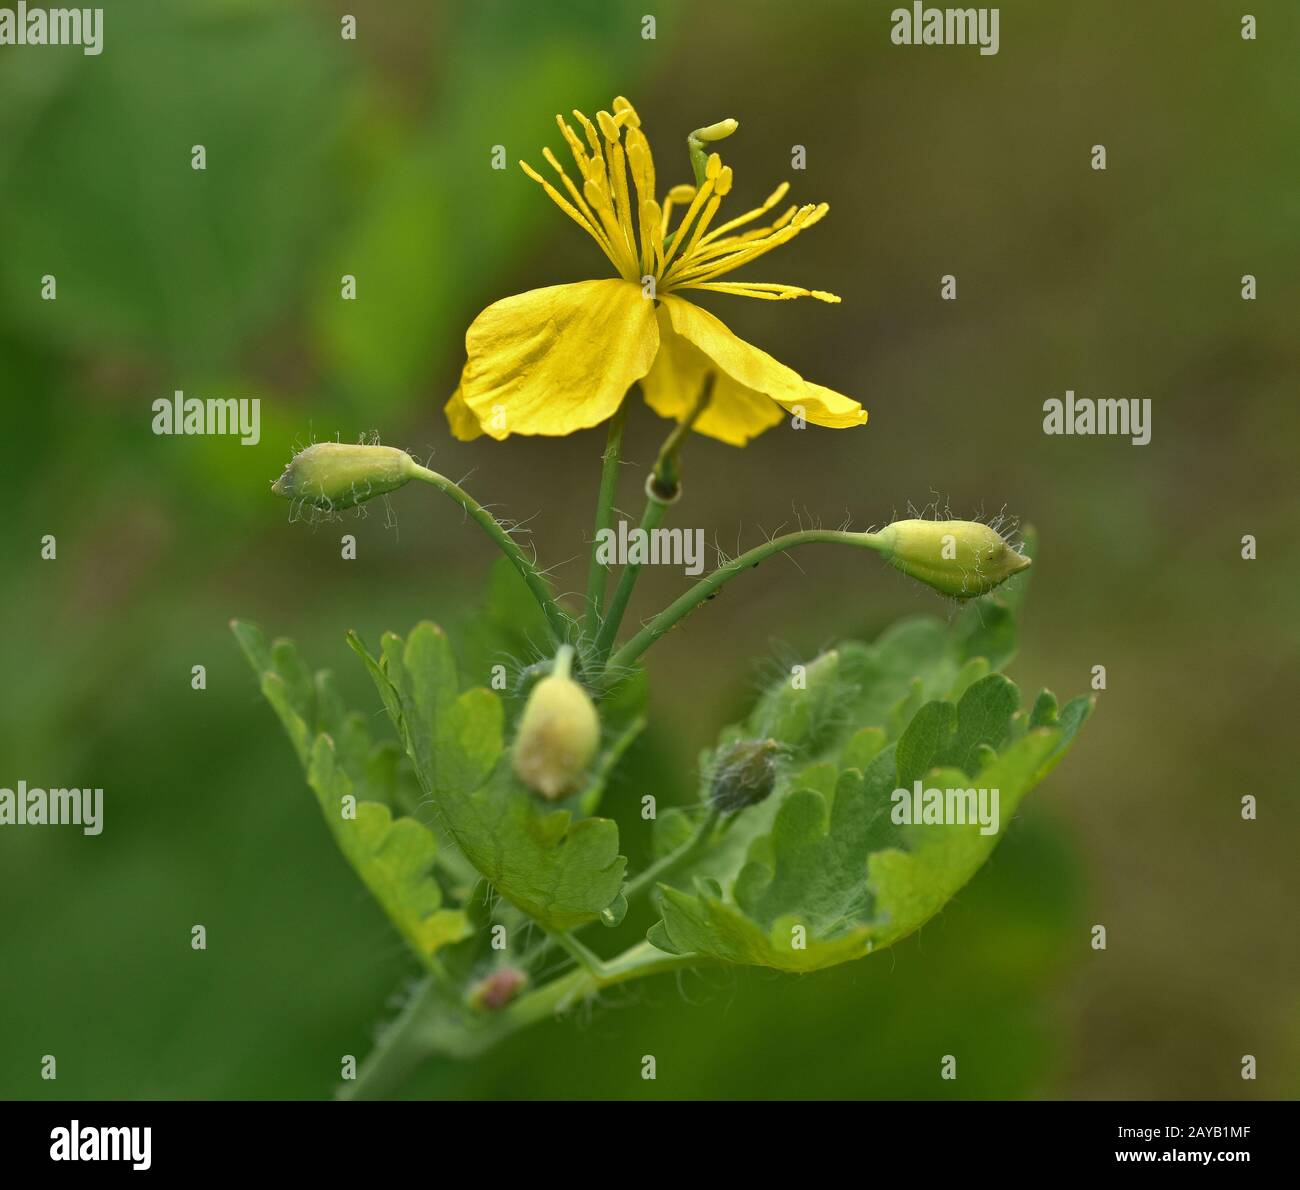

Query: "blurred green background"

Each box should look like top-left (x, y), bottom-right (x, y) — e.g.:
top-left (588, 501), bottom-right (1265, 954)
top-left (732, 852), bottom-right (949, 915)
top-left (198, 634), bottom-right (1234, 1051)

top-left (2, 0), bottom-right (1297, 1099)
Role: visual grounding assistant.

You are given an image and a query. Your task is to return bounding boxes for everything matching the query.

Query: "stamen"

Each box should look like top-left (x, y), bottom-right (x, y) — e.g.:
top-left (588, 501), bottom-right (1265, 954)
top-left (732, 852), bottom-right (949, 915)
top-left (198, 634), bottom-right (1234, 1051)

top-left (581, 170), bottom-right (639, 278)
top-left (641, 197), bottom-right (665, 275)
top-left (603, 136), bottom-right (639, 269)
top-left (660, 183), bottom-right (696, 237)
top-left (660, 156), bottom-right (721, 268)
top-left (661, 166), bottom-right (732, 284)
top-left (626, 135), bottom-right (658, 273)
top-left (519, 160), bottom-right (624, 273)
top-left (699, 181), bottom-right (790, 245)
top-left (659, 176), bottom-right (715, 272)
top-left (690, 215), bottom-right (795, 261)
top-left (625, 129), bottom-right (656, 209)
top-left (541, 146), bottom-right (605, 232)
top-left (678, 281), bottom-right (841, 303)
top-left (571, 110), bottom-right (605, 167)
top-left (670, 203), bottom-right (829, 285)
top-left (612, 95), bottom-right (641, 128)
top-left (555, 115), bottom-right (591, 174)
top-left (522, 99), bottom-right (841, 306)
top-left (596, 109), bottom-right (621, 142)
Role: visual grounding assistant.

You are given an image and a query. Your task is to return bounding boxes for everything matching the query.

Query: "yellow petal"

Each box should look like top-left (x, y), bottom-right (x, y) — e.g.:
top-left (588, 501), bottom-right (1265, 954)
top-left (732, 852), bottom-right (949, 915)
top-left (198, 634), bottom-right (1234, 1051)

top-left (659, 294), bottom-right (867, 429)
top-left (641, 307), bottom-right (783, 446)
top-left (459, 280), bottom-right (659, 439)
top-left (444, 385), bottom-right (483, 441)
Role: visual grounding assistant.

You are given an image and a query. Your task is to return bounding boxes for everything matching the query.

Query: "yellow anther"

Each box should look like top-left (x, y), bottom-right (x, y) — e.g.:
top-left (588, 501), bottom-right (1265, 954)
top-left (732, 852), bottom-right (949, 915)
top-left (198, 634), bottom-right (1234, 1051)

top-left (667, 184), bottom-right (697, 204)
top-left (596, 109), bottom-right (620, 142)
top-left (613, 96), bottom-right (641, 128)
top-left (555, 115), bottom-right (590, 167)
top-left (763, 182), bottom-right (790, 208)
top-left (572, 110), bottom-right (603, 159)
top-left (705, 152), bottom-right (722, 180)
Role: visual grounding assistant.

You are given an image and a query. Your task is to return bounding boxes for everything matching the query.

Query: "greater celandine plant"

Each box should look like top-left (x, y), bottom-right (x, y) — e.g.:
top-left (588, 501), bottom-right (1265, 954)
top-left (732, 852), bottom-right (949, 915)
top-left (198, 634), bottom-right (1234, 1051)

top-left (235, 97), bottom-right (1091, 1099)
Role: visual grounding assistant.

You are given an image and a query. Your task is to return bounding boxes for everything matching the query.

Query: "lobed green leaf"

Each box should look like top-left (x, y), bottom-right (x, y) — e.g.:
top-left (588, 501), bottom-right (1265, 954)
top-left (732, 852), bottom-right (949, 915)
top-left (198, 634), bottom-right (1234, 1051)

top-left (232, 620), bottom-right (470, 970)
top-left (647, 535), bottom-right (1092, 973)
top-left (349, 621), bottom-right (626, 930)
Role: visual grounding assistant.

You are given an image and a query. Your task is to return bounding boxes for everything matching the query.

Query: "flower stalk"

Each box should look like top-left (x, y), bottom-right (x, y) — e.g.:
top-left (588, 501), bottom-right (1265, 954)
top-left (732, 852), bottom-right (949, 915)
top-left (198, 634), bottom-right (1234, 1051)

top-left (592, 374), bottom-right (715, 664)
top-left (604, 520), bottom-right (1030, 676)
top-left (605, 529), bottom-right (889, 676)
top-left (406, 463), bottom-right (573, 645)
top-left (623, 806), bottom-right (722, 902)
top-left (583, 401), bottom-right (629, 639)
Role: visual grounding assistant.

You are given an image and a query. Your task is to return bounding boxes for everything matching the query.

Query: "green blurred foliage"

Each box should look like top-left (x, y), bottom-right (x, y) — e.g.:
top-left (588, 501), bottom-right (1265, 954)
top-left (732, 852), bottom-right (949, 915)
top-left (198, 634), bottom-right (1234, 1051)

top-left (1, 0), bottom-right (1297, 1100)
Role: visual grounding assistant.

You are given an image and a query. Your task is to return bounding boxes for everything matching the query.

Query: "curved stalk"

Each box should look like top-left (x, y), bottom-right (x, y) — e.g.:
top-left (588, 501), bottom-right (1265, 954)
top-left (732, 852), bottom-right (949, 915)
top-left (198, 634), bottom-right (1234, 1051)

top-left (409, 463), bottom-right (572, 644)
top-left (605, 529), bottom-right (889, 677)
top-left (624, 807), bottom-right (721, 902)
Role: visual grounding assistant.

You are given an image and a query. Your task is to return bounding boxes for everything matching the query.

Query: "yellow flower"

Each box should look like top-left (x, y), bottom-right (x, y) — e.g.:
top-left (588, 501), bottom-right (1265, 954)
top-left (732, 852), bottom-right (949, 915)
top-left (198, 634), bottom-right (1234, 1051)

top-left (446, 97), bottom-right (867, 447)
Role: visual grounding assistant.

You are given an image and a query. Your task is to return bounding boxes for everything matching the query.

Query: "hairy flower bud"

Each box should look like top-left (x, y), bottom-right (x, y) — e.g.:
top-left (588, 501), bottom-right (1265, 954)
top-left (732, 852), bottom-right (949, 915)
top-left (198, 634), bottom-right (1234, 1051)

top-left (511, 646), bottom-right (600, 800)
top-left (876, 519), bottom-right (1030, 599)
top-left (710, 738), bottom-right (779, 814)
top-left (271, 442), bottom-right (417, 510)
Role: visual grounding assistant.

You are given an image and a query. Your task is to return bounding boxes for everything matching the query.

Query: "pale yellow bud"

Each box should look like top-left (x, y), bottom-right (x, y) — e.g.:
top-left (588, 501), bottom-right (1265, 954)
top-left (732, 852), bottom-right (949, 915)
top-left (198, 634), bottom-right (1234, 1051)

top-left (876, 519), bottom-right (1030, 599)
top-left (272, 442), bottom-right (417, 511)
top-left (511, 647), bottom-right (600, 800)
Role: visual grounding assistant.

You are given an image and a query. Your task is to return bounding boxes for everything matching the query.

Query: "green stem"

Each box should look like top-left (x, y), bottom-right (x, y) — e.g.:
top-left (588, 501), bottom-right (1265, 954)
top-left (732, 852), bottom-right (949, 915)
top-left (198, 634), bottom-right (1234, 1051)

top-left (338, 976), bottom-right (443, 1101)
top-left (624, 807), bottom-right (721, 902)
top-left (584, 403), bottom-right (628, 641)
top-left (652, 372), bottom-right (714, 496)
top-left (517, 939), bottom-right (706, 1002)
top-left (592, 377), bottom-right (714, 666)
top-left (605, 529), bottom-right (889, 677)
top-left (591, 496), bottom-right (668, 664)
top-left (410, 463), bottom-right (571, 644)
top-left (551, 643), bottom-right (575, 681)
top-left (547, 928), bottom-right (608, 976)
top-left (340, 941), bottom-right (708, 1099)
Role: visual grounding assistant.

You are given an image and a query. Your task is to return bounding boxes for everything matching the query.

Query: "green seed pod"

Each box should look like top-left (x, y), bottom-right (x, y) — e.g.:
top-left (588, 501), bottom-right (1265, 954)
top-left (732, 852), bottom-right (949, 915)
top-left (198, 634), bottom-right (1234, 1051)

top-left (876, 519), bottom-right (1030, 599)
top-left (710, 737), bottom-right (780, 814)
top-left (511, 647), bottom-right (600, 800)
top-left (271, 442), bottom-right (417, 510)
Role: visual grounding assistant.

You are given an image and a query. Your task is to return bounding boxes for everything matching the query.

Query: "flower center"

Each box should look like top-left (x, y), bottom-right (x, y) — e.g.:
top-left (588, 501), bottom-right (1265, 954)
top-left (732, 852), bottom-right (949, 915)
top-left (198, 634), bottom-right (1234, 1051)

top-left (521, 97), bottom-right (841, 304)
